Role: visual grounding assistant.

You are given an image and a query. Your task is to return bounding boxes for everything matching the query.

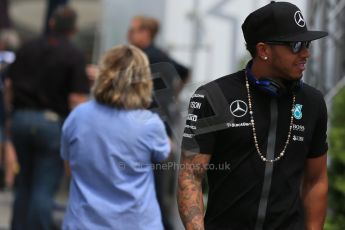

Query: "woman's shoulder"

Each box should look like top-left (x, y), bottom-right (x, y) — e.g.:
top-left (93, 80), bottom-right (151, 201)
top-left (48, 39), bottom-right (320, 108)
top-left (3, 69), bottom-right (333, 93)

top-left (128, 109), bottom-right (163, 126)
top-left (65, 100), bottom-right (99, 124)
top-left (68, 100), bottom-right (93, 116)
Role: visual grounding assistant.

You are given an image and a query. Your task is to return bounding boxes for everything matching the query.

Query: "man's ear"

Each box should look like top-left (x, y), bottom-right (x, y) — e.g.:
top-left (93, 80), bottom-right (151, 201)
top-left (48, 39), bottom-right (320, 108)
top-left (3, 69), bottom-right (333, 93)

top-left (256, 42), bottom-right (271, 61)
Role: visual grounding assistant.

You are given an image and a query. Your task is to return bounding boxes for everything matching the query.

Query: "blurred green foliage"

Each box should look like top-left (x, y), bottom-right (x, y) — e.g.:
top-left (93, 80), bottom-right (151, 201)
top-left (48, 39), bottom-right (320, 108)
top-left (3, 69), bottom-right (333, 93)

top-left (326, 87), bottom-right (345, 230)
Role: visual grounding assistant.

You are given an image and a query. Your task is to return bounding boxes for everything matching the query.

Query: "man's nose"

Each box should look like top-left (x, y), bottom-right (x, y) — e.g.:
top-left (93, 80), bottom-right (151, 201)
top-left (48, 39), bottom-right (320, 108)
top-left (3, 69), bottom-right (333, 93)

top-left (299, 46), bottom-right (310, 58)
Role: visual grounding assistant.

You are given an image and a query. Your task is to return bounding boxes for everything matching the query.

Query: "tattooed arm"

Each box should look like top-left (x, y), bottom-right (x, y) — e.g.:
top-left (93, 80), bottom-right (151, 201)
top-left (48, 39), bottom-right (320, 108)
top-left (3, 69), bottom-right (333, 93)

top-left (177, 151), bottom-right (211, 230)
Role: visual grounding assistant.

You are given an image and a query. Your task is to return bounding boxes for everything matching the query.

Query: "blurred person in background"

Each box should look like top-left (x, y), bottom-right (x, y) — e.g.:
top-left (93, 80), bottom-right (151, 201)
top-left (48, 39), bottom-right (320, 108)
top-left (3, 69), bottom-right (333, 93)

top-left (0, 0), bottom-right (16, 191)
top-left (0, 29), bottom-right (20, 190)
top-left (61, 44), bottom-right (170, 230)
top-left (128, 15), bottom-right (190, 97)
top-left (6, 5), bottom-right (89, 230)
top-left (128, 15), bottom-right (190, 230)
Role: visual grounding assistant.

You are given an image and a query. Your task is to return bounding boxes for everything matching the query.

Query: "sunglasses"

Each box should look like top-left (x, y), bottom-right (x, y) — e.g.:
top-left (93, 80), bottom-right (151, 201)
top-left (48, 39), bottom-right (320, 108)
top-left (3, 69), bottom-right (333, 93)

top-left (265, 41), bottom-right (311, 54)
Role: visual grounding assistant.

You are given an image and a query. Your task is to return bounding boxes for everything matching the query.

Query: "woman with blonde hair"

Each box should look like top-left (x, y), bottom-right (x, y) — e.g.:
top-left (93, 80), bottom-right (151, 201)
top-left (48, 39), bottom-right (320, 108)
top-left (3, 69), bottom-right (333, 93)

top-left (61, 45), bottom-right (170, 230)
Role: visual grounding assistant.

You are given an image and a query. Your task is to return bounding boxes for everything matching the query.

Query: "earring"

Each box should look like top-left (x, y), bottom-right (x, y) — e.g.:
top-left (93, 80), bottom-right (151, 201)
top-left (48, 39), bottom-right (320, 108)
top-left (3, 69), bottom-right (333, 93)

top-left (263, 56), bottom-right (268, 60)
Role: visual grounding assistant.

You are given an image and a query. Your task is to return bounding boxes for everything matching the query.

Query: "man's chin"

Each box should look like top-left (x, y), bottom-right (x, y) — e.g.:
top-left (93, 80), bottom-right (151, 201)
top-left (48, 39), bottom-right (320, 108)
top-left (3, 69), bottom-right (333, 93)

top-left (286, 73), bottom-right (303, 81)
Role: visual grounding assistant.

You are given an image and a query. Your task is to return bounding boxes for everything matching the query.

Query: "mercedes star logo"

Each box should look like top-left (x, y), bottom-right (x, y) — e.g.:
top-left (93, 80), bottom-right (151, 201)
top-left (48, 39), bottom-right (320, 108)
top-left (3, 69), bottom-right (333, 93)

top-left (230, 100), bottom-right (248, 117)
top-left (294, 11), bottom-right (305, 27)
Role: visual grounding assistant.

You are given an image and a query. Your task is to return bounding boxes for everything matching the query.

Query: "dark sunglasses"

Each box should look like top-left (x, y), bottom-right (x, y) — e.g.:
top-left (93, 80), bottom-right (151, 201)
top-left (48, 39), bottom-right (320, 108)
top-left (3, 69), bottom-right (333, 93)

top-left (265, 41), bottom-right (311, 54)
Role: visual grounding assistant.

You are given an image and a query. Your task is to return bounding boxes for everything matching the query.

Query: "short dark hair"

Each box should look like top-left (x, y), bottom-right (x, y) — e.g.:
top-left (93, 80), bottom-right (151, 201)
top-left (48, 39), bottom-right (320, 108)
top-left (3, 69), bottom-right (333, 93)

top-left (51, 5), bottom-right (77, 34)
top-left (246, 43), bottom-right (257, 58)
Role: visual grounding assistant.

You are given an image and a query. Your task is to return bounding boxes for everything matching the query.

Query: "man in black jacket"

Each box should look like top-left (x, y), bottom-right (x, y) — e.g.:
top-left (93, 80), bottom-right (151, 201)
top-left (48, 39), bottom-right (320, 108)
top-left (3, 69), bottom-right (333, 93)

top-left (7, 6), bottom-right (89, 230)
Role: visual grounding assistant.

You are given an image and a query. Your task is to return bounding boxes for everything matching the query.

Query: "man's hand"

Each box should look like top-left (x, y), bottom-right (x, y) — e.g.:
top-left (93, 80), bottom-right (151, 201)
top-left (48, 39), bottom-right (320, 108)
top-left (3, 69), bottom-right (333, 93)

top-left (68, 93), bottom-right (88, 110)
top-left (4, 141), bottom-right (18, 188)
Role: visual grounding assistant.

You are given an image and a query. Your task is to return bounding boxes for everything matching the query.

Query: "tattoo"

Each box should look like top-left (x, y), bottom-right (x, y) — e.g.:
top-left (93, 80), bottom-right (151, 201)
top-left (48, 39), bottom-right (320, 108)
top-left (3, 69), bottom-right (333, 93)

top-left (177, 151), bottom-right (210, 230)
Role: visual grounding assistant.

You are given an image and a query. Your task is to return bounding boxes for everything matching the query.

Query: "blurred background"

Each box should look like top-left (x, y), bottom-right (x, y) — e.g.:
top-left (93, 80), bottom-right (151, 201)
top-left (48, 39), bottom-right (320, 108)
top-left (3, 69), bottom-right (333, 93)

top-left (0, 0), bottom-right (344, 229)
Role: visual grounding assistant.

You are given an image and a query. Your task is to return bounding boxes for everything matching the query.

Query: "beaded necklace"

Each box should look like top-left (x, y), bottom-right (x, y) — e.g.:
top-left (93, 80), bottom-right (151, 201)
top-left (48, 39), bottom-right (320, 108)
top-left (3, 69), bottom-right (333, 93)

top-left (244, 73), bottom-right (295, 163)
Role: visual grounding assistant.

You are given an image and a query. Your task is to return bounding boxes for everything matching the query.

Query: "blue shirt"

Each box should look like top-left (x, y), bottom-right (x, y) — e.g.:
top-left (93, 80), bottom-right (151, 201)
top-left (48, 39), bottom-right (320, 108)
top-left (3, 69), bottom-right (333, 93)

top-left (61, 100), bottom-right (170, 230)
